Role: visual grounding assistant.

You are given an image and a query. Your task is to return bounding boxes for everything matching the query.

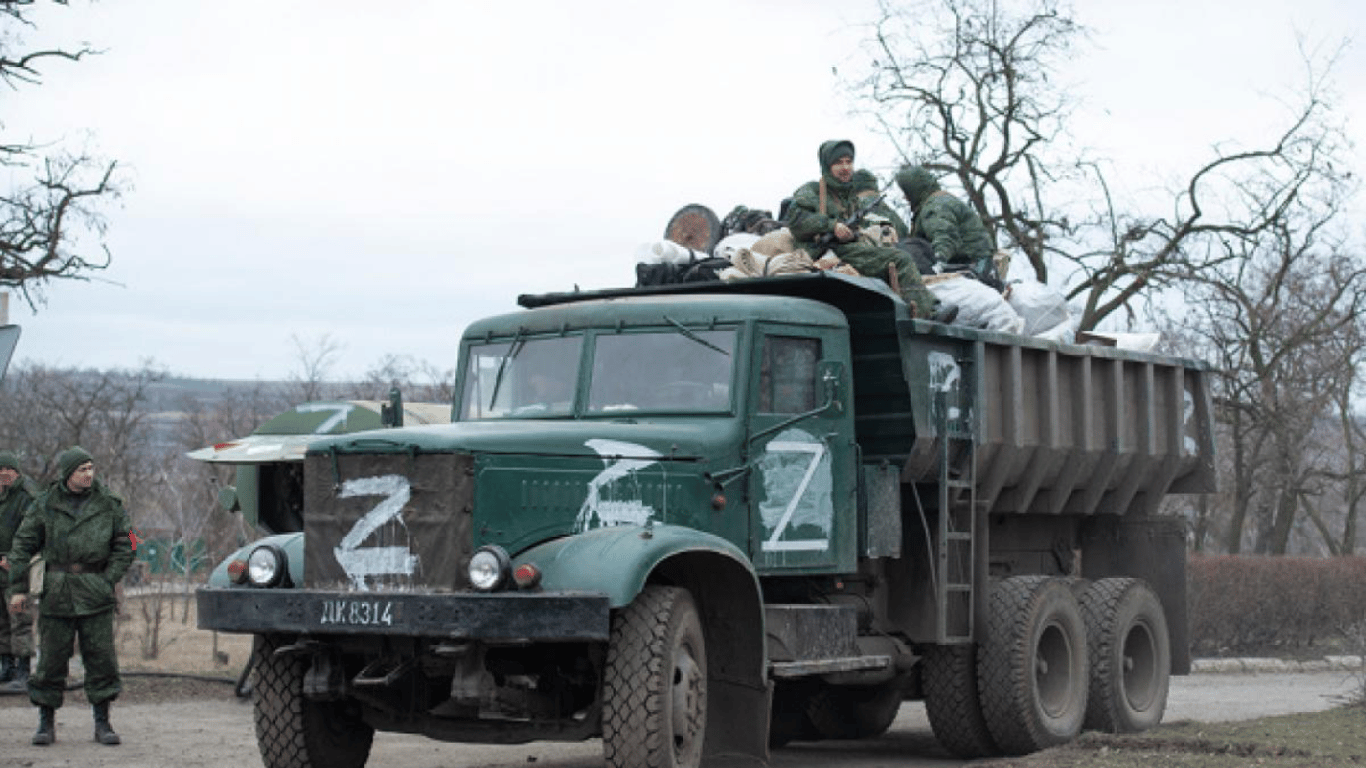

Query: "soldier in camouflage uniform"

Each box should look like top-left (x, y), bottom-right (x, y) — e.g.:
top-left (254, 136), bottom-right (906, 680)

top-left (787, 140), bottom-right (949, 320)
top-left (7, 446), bottom-right (134, 747)
top-left (895, 164), bottom-right (999, 285)
top-left (0, 450), bottom-right (39, 692)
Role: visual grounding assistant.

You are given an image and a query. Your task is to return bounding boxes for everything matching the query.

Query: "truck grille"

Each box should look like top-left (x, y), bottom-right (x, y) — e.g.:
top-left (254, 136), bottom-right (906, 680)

top-left (302, 452), bottom-right (475, 592)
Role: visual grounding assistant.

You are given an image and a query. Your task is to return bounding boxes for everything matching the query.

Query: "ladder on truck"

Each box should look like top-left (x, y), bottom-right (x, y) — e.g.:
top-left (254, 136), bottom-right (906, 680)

top-left (933, 351), bottom-right (980, 645)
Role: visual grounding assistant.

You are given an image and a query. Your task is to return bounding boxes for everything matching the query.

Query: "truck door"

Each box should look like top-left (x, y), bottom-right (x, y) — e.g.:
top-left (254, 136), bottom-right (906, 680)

top-left (747, 326), bottom-right (857, 573)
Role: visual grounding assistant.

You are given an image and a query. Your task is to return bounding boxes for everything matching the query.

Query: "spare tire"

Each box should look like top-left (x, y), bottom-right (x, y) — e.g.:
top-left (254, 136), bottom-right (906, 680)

top-left (664, 204), bottom-right (722, 254)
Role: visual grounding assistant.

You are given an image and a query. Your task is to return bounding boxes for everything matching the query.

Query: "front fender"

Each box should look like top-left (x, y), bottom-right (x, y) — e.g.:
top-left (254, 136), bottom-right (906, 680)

top-left (205, 532), bottom-right (304, 588)
top-left (513, 524), bottom-right (753, 608)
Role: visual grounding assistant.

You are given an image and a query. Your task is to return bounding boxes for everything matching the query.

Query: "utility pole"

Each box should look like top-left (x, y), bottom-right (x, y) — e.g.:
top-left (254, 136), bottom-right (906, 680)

top-left (1, 291), bottom-right (7, 325)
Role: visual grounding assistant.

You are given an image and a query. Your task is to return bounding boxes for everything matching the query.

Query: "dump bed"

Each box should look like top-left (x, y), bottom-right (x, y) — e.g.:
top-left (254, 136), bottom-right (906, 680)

top-left (891, 319), bottom-right (1215, 516)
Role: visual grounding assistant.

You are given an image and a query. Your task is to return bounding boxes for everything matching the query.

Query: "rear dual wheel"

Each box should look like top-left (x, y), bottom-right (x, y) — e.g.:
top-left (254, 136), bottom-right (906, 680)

top-left (978, 576), bottom-right (1089, 755)
top-left (1080, 578), bottom-right (1171, 733)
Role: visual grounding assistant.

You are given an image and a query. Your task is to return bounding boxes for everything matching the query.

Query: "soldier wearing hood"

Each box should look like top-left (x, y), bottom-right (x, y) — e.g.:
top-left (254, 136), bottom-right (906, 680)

top-left (7, 446), bottom-right (134, 747)
top-left (896, 164), bottom-right (998, 285)
top-left (788, 140), bottom-right (951, 320)
top-left (0, 450), bottom-right (39, 692)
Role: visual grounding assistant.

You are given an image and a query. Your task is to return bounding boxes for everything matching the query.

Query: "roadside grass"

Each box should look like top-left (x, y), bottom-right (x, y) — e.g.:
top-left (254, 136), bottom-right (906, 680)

top-left (115, 590), bottom-right (252, 679)
top-left (980, 706), bottom-right (1366, 767)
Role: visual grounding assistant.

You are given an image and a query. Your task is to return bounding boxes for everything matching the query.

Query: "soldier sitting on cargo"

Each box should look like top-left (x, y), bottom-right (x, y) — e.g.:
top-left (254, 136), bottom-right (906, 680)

top-left (787, 140), bottom-right (956, 323)
top-left (896, 164), bottom-right (1002, 290)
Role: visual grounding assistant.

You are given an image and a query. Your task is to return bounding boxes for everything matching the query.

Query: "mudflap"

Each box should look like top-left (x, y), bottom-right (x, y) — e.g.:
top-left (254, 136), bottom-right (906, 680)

top-left (705, 677), bottom-right (772, 767)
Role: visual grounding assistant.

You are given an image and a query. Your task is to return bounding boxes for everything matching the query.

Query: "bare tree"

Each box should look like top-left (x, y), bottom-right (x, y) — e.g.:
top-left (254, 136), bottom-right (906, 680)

top-left (0, 361), bottom-right (166, 512)
top-left (287, 332), bottom-right (343, 402)
top-left (1, 0), bottom-right (125, 307)
top-left (856, 0), bottom-right (1353, 332)
top-left (1178, 212), bottom-right (1366, 554)
top-left (339, 353), bottom-right (455, 404)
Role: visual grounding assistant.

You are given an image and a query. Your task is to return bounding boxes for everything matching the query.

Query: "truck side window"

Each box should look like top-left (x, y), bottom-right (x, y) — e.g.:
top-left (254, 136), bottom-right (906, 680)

top-left (758, 336), bottom-right (821, 414)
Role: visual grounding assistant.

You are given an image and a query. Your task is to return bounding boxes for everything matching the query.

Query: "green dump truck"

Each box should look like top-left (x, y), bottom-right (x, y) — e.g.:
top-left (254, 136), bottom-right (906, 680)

top-left (197, 272), bottom-right (1215, 768)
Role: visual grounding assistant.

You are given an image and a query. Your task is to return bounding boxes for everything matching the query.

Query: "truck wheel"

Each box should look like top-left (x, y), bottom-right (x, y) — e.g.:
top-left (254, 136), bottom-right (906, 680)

top-left (603, 586), bottom-right (707, 768)
top-left (806, 680), bottom-right (903, 740)
top-left (978, 576), bottom-right (1088, 755)
top-left (1079, 578), bottom-right (1170, 733)
top-left (923, 645), bottom-right (999, 758)
top-left (252, 634), bottom-right (374, 768)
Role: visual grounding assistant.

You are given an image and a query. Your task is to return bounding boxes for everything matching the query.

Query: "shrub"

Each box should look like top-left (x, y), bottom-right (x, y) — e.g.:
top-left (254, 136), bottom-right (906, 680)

top-left (1187, 555), bottom-right (1366, 656)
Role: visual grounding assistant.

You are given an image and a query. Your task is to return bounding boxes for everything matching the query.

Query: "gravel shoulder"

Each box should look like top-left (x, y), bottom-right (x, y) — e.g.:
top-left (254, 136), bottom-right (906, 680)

top-left (0, 666), bottom-right (1358, 768)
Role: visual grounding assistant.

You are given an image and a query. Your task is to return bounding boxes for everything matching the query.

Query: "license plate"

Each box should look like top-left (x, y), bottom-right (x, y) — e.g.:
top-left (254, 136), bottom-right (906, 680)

top-left (317, 598), bottom-right (399, 628)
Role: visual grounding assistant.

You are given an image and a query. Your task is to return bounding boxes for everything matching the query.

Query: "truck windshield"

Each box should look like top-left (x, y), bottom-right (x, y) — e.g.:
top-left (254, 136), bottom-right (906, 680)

top-left (460, 335), bottom-right (584, 420)
top-left (586, 328), bottom-right (735, 414)
top-left (458, 328), bottom-right (737, 420)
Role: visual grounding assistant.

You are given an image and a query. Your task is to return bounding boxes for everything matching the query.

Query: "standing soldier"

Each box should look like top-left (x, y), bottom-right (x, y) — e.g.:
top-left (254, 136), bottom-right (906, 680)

top-left (0, 450), bottom-right (39, 692)
top-left (6, 446), bottom-right (134, 747)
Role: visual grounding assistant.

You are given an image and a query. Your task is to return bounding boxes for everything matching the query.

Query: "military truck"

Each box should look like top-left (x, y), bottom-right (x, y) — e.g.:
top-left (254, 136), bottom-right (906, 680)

top-left (197, 271), bottom-right (1214, 768)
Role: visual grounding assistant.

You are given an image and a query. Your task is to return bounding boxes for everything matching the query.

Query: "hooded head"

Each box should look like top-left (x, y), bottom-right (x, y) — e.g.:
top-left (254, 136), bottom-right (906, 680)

top-left (0, 451), bottom-right (19, 473)
top-left (818, 140), bottom-right (855, 174)
top-left (896, 164), bottom-right (941, 208)
top-left (57, 446), bottom-right (94, 487)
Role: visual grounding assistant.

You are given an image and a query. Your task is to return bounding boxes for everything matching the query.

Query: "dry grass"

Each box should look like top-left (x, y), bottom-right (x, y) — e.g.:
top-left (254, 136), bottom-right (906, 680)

top-left (113, 583), bottom-right (252, 678)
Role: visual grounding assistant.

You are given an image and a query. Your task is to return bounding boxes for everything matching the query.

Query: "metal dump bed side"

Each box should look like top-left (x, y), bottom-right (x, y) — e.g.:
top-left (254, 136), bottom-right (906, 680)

top-left (894, 318), bottom-right (1217, 517)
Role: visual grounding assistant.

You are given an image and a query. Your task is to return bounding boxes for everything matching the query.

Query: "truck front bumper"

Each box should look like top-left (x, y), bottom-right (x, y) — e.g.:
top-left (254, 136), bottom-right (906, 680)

top-left (196, 587), bottom-right (612, 641)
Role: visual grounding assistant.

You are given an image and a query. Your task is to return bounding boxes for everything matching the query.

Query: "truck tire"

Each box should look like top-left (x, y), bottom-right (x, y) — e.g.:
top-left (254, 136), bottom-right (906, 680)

top-left (252, 634), bottom-right (374, 768)
top-left (978, 576), bottom-right (1088, 755)
top-left (603, 586), bottom-right (708, 768)
top-left (1079, 578), bottom-right (1170, 733)
top-left (923, 644), bottom-right (999, 758)
top-left (806, 680), bottom-right (903, 740)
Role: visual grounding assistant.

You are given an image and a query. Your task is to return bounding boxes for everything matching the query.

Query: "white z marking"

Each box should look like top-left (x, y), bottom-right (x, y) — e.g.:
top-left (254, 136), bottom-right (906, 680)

top-left (575, 439), bottom-right (662, 531)
top-left (761, 440), bottom-right (829, 552)
top-left (333, 475), bottom-right (418, 591)
top-left (297, 402), bottom-right (356, 434)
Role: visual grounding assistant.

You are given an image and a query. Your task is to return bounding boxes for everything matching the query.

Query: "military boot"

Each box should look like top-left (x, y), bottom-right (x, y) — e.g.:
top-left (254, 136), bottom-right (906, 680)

top-left (0, 655), bottom-right (29, 693)
top-left (32, 705), bottom-right (55, 746)
top-left (0, 654), bottom-right (14, 683)
top-left (93, 700), bottom-right (121, 745)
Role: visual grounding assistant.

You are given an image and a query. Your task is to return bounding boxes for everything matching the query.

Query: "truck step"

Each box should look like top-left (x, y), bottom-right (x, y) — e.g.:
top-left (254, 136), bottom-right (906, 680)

top-left (768, 655), bottom-right (891, 679)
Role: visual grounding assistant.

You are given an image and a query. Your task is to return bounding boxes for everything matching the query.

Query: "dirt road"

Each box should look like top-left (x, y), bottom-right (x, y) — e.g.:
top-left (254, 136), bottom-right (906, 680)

top-left (0, 671), bottom-right (1356, 768)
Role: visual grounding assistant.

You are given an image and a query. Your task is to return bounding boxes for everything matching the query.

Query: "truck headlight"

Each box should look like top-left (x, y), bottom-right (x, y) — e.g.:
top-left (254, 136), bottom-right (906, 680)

top-left (468, 545), bottom-right (511, 591)
top-left (247, 544), bottom-right (288, 587)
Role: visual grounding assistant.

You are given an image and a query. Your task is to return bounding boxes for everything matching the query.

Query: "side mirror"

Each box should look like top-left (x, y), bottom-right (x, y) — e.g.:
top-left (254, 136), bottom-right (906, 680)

top-left (816, 360), bottom-right (844, 414)
top-left (0, 325), bottom-right (20, 383)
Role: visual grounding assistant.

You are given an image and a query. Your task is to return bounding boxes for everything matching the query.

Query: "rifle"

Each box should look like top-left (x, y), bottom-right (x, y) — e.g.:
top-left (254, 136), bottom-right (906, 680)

top-left (811, 190), bottom-right (890, 252)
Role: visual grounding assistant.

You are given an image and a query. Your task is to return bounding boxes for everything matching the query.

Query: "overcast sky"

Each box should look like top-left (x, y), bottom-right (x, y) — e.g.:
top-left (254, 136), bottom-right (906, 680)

top-left (5, 0), bottom-right (1363, 382)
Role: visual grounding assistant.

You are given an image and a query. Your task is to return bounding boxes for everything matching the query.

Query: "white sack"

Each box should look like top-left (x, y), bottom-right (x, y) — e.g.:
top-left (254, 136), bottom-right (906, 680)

top-left (1006, 279), bottom-right (1072, 335)
top-left (712, 233), bottom-right (761, 263)
top-left (927, 274), bottom-right (1025, 333)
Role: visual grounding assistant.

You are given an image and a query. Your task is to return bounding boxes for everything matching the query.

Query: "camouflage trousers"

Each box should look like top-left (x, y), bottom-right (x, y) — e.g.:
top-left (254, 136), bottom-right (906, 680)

top-left (835, 243), bottom-right (940, 316)
top-left (0, 597), bottom-right (34, 657)
top-left (28, 608), bottom-right (121, 708)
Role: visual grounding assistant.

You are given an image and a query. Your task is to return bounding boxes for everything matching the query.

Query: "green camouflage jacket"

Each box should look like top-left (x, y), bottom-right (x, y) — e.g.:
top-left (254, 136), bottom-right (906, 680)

top-left (897, 165), bottom-right (995, 275)
top-left (789, 170), bottom-right (908, 253)
top-left (0, 475), bottom-right (40, 587)
top-left (5, 479), bottom-right (135, 617)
